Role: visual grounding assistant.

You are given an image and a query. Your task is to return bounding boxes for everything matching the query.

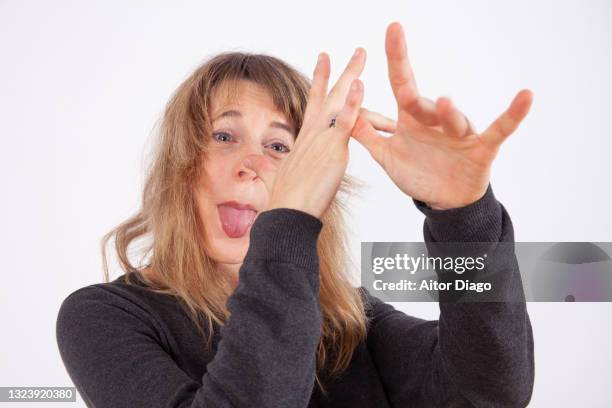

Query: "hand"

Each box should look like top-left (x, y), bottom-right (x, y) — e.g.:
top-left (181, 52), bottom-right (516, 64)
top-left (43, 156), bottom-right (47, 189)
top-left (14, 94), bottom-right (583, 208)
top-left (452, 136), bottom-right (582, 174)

top-left (245, 48), bottom-right (391, 219)
top-left (352, 22), bottom-right (534, 210)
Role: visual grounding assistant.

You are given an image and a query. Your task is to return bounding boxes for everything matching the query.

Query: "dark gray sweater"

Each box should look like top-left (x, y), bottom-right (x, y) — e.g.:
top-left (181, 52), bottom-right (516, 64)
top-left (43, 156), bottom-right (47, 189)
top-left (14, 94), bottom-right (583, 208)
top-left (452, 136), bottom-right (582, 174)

top-left (56, 183), bottom-right (534, 407)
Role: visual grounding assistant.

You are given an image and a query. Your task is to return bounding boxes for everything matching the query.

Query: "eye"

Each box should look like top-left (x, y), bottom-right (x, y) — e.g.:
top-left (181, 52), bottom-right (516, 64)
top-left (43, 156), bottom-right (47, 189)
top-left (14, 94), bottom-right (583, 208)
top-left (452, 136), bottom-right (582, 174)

top-left (267, 142), bottom-right (291, 154)
top-left (212, 131), bottom-right (233, 143)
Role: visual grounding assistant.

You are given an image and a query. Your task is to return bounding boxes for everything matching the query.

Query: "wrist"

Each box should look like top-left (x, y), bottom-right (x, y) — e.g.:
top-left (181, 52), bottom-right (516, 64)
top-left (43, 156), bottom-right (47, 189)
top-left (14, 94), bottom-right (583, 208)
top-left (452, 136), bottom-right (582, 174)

top-left (424, 187), bottom-right (490, 211)
top-left (246, 207), bottom-right (323, 269)
top-left (426, 202), bottom-right (450, 210)
top-left (413, 183), bottom-right (503, 242)
top-left (265, 198), bottom-right (320, 220)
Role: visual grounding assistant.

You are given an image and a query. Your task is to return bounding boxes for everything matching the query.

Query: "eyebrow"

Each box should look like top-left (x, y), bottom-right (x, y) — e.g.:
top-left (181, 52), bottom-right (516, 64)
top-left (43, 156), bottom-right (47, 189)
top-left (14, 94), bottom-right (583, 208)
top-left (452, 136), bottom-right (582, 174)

top-left (212, 110), bottom-right (295, 136)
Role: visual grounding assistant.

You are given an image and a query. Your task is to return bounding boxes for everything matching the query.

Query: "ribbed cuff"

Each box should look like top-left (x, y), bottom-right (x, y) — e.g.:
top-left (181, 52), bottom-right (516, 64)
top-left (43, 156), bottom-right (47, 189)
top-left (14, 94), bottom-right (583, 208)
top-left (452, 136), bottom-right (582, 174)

top-left (412, 183), bottom-right (503, 242)
top-left (244, 208), bottom-right (324, 270)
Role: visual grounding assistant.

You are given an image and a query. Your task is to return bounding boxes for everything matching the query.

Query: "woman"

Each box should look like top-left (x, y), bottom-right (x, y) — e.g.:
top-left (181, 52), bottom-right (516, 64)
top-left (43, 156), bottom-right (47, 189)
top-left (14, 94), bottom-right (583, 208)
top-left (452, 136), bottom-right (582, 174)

top-left (56, 22), bottom-right (535, 407)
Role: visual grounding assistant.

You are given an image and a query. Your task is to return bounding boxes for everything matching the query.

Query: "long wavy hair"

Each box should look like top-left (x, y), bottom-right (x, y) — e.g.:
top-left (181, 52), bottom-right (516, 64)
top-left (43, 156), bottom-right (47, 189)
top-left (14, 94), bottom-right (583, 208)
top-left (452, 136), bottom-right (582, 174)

top-left (101, 51), bottom-right (369, 393)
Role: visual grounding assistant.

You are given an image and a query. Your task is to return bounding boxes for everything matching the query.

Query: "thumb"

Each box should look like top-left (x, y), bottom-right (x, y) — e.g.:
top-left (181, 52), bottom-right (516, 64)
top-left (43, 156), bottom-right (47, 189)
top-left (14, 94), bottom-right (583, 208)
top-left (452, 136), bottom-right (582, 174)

top-left (351, 114), bottom-right (386, 165)
top-left (243, 155), bottom-right (278, 193)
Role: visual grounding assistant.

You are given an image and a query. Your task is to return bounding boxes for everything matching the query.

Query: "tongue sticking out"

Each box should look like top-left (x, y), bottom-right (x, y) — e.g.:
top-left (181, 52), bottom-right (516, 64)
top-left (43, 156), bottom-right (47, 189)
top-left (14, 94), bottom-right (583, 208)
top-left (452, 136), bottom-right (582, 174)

top-left (217, 205), bottom-right (257, 238)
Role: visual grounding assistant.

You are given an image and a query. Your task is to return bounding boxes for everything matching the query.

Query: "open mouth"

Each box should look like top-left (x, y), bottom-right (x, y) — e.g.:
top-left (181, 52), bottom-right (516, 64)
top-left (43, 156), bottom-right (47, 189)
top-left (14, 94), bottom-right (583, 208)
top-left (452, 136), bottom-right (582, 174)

top-left (217, 202), bottom-right (258, 238)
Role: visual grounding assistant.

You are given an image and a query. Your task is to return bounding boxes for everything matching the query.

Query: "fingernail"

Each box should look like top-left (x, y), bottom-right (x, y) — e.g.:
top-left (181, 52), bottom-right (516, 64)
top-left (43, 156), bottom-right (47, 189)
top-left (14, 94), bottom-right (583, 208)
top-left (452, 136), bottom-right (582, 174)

top-left (353, 48), bottom-right (362, 58)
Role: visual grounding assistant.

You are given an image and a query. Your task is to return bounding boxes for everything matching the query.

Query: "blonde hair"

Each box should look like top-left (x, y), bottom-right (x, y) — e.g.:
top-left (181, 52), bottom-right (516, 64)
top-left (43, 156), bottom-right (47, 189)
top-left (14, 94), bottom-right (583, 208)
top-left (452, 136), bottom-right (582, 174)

top-left (101, 51), bottom-right (369, 393)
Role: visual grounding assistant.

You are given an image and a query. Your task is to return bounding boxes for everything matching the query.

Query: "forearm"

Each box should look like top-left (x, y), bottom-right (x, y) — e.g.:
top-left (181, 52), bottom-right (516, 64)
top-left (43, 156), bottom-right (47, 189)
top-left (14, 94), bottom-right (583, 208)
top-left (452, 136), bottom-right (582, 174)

top-left (199, 208), bottom-right (323, 407)
top-left (413, 183), bottom-right (535, 407)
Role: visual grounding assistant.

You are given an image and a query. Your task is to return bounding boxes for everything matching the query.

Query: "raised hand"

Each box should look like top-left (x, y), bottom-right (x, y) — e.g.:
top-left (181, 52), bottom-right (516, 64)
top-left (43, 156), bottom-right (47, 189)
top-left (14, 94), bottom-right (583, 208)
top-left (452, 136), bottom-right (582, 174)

top-left (245, 49), bottom-right (370, 218)
top-left (352, 22), bottom-right (534, 210)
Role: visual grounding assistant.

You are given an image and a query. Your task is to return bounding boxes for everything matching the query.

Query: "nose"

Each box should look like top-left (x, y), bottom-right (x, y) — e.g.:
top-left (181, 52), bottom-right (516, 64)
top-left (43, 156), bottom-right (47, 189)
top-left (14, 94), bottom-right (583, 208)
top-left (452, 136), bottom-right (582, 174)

top-left (236, 153), bottom-right (262, 181)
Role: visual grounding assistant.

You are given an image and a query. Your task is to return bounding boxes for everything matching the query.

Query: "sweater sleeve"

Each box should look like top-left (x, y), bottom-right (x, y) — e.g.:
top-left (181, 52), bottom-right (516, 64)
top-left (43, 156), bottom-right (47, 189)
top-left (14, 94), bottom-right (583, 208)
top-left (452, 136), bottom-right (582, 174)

top-left (56, 208), bottom-right (323, 408)
top-left (363, 183), bottom-right (535, 407)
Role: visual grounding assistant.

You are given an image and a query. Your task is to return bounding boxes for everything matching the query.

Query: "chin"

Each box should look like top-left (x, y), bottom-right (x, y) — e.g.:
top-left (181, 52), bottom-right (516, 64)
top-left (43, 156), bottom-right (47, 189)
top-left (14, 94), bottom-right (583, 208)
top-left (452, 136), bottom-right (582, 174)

top-left (213, 236), bottom-right (250, 263)
top-left (204, 221), bottom-right (251, 265)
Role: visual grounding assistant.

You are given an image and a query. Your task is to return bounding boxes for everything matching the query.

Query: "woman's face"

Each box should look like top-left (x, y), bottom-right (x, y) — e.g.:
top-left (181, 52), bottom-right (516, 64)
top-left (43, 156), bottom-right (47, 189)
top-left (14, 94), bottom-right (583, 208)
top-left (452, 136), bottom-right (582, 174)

top-left (194, 80), bottom-right (296, 268)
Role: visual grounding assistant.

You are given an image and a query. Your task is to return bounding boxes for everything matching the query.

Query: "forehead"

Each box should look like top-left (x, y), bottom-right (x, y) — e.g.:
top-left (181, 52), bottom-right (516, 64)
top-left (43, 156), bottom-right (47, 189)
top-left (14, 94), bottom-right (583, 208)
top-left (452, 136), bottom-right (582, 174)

top-left (209, 80), bottom-right (284, 119)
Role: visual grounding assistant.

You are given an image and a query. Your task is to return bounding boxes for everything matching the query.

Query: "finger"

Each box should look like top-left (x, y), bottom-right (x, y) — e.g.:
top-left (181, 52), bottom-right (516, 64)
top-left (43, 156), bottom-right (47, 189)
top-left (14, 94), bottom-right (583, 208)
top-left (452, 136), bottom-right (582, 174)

top-left (385, 24), bottom-right (441, 126)
top-left (407, 96), bottom-right (441, 127)
top-left (436, 97), bottom-right (475, 138)
top-left (243, 154), bottom-right (278, 193)
top-left (332, 79), bottom-right (365, 143)
top-left (325, 48), bottom-right (366, 111)
top-left (359, 107), bottom-right (397, 133)
top-left (481, 89), bottom-right (534, 147)
top-left (302, 52), bottom-right (331, 128)
top-left (351, 113), bottom-right (386, 165)
top-left (385, 22), bottom-right (420, 114)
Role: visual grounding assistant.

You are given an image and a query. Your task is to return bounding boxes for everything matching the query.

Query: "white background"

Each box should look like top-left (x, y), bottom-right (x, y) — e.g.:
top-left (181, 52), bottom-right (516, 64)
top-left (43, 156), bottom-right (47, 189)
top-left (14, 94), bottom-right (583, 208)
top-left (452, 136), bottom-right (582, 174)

top-left (1, 1), bottom-right (611, 406)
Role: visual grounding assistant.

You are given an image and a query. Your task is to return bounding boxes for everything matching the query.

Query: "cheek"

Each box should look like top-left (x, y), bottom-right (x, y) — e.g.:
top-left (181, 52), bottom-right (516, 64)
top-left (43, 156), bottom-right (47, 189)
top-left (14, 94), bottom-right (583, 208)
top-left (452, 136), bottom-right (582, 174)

top-left (193, 174), bottom-right (223, 255)
top-left (193, 185), bottom-right (214, 233)
top-left (194, 163), bottom-right (221, 219)
top-left (202, 160), bottom-right (234, 198)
